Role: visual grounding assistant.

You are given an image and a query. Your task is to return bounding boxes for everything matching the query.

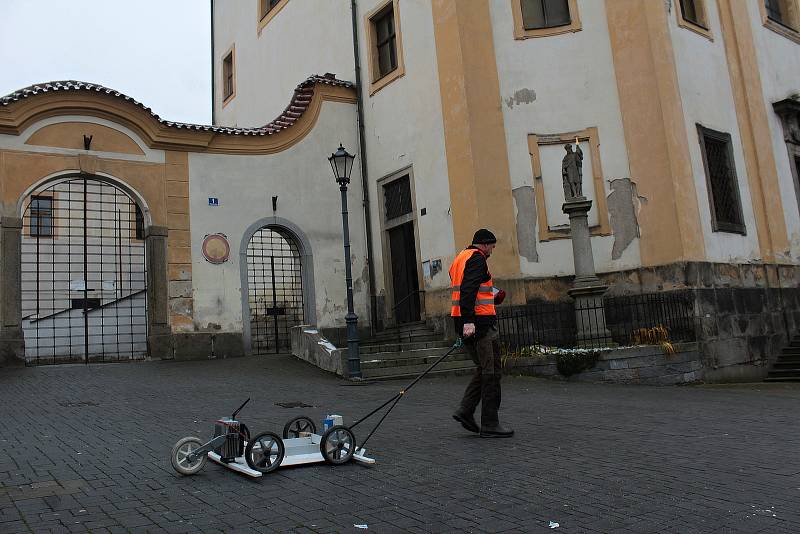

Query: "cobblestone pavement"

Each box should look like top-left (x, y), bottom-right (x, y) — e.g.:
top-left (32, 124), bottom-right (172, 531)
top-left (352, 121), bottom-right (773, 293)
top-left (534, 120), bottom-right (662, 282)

top-left (1, 355), bottom-right (799, 534)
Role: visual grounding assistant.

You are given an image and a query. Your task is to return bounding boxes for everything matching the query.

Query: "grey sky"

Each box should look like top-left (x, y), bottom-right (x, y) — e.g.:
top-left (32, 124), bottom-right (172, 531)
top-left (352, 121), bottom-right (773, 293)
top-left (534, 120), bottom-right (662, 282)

top-left (0, 0), bottom-right (212, 124)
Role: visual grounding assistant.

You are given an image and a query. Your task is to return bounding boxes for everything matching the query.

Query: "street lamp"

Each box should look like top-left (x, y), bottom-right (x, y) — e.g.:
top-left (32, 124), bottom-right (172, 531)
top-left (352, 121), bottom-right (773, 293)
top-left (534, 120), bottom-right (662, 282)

top-left (329, 144), bottom-right (362, 379)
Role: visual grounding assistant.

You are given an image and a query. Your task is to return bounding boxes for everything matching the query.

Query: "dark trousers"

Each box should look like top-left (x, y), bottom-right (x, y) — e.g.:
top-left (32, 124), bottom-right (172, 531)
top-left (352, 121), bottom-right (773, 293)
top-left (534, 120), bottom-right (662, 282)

top-left (458, 325), bottom-right (502, 426)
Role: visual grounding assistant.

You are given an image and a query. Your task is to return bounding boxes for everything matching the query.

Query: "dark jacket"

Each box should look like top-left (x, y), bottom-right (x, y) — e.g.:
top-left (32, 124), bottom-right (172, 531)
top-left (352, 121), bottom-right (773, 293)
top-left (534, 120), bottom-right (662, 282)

top-left (453, 246), bottom-right (496, 334)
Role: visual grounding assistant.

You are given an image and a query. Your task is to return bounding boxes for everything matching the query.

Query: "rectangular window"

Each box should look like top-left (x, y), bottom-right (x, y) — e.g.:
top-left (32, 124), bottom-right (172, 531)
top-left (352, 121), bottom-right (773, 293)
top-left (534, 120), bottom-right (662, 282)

top-left (679, 0), bottom-right (706, 28)
top-left (223, 50), bottom-right (235, 102)
top-left (521, 0), bottom-right (571, 30)
top-left (373, 6), bottom-right (397, 79)
top-left (766, 0), bottom-right (800, 30)
top-left (260, 0), bottom-right (282, 20)
top-left (766, 0), bottom-right (785, 23)
top-left (697, 125), bottom-right (746, 234)
top-left (384, 175), bottom-right (412, 221)
top-left (30, 195), bottom-right (53, 237)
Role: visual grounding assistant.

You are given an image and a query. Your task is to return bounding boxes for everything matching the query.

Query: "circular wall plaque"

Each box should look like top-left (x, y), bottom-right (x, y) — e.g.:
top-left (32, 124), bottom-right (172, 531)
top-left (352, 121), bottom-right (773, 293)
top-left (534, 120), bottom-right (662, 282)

top-left (202, 233), bottom-right (230, 264)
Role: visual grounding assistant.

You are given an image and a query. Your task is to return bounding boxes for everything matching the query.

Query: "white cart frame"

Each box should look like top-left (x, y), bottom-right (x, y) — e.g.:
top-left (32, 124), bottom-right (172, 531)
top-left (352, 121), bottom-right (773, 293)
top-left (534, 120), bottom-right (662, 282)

top-left (208, 433), bottom-right (374, 478)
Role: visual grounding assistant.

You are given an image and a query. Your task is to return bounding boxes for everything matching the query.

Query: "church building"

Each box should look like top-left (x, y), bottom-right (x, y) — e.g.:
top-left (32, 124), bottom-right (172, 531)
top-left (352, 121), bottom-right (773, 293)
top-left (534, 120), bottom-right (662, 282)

top-left (1, 0), bottom-right (799, 381)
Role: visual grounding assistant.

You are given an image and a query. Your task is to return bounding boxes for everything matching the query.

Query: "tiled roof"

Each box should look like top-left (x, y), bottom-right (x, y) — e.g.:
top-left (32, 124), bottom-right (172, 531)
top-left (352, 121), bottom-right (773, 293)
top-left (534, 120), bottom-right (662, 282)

top-left (0, 74), bottom-right (354, 136)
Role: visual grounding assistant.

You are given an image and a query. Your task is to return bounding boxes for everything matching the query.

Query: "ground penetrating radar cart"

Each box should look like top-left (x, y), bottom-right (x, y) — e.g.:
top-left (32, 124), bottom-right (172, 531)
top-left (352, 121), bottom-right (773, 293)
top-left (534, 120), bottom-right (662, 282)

top-left (170, 340), bottom-right (463, 478)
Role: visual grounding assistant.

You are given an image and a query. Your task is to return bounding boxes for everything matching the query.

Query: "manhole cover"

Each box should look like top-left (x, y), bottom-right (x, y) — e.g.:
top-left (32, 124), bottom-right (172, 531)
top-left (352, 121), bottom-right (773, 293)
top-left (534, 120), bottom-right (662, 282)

top-left (275, 401), bottom-right (314, 408)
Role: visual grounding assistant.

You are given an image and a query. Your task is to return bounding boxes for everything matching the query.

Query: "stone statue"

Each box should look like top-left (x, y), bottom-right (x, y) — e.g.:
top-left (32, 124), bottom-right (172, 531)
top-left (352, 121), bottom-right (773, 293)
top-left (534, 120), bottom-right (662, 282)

top-left (562, 142), bottom-right (584, 200)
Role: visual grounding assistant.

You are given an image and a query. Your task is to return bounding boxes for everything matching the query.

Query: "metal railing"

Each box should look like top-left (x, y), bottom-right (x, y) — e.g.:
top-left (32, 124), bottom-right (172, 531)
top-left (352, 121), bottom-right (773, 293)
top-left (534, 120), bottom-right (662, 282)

top-left (497, 290), bottom-right (697, 351)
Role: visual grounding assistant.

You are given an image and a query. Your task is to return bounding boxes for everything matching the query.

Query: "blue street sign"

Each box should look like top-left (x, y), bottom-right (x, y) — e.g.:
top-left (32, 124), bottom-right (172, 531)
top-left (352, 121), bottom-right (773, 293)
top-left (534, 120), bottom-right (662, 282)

top-left (208, 197), bottom-right (219, 206)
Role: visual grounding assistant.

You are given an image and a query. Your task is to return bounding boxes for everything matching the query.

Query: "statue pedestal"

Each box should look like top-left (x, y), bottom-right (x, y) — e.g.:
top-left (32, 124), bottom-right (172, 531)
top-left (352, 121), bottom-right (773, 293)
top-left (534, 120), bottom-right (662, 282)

top-left (562, 198), bottom-right (613, 347)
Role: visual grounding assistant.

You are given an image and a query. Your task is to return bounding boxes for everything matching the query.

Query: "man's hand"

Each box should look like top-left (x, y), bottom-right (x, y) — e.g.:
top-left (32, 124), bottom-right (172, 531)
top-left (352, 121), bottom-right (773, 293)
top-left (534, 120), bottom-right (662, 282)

top-left (462, 323), bottom-right (476, 338)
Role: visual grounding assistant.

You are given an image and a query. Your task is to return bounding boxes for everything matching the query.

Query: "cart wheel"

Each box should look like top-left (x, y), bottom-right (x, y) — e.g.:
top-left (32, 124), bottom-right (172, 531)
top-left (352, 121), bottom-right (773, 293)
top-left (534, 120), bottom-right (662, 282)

top-left (283, 416), bottom-right (317, 439)
top-left (170, 436), bottom-right (207, 476)
top-left (320, 425), bottom-right (356, 465)
top-left (245, 431), bottom-right (285, 474)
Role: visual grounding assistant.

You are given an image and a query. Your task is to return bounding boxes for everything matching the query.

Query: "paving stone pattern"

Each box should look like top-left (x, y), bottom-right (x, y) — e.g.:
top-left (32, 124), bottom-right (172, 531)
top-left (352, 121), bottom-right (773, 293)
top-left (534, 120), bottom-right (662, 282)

top-left (1, 356), bottom-right (799, 533)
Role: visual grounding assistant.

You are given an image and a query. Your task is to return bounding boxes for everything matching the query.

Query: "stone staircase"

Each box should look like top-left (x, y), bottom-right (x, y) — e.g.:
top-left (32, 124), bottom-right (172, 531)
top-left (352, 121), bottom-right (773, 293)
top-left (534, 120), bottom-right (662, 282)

top-left (765, 334), bottom-right (800, 382)
top-left (360, 321), bottom-right (475, 380)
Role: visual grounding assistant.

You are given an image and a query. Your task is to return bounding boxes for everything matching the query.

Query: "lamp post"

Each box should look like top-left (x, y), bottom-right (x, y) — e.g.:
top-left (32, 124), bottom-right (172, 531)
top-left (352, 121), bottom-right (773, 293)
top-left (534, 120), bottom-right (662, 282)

top-left (329, 144), bottom-right (362, 379)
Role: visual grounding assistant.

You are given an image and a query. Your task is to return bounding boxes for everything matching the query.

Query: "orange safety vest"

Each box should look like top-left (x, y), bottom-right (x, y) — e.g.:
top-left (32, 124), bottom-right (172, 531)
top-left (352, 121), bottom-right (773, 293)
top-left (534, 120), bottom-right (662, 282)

top-left (449, 248), bottom-right (495, 317)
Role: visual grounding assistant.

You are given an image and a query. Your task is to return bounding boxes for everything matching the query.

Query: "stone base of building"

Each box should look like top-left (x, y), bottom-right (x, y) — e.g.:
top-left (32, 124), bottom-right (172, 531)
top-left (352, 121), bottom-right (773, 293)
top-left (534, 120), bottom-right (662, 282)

top-left (504, 342), bottom-right (703, 385)
top-left (0, 329), bottom-right (25, 367)
top-left (423, 261), bottom-right (800, 383)
top-left (172, 332), bottom-right (245, 361)
top-left (147, 332), bottom-right (245, 361)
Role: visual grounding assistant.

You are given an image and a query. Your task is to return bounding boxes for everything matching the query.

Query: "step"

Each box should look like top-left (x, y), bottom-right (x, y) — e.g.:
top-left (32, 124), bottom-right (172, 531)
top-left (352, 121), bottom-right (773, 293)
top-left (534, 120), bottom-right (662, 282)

top-left (763, 376), bottom-right (800, 382)
top-left (362, 359), bottom-right (478, 380)
top-left (360, 339), bottom-right (453, 355)
top-left (366, 332), bottom-right (442, 344)
top-left (370, 325), bottom-right (437, 337)
top-left (781, 348), bottom-right (800, 356)
top-left (361, 347), bottom-right (472, 368)
top-left (376, 320), bottom-right (428, 333)
top-left (773, 360), bottom-right (800, 369)
top-left (766, 369), bottom-right (800, 378)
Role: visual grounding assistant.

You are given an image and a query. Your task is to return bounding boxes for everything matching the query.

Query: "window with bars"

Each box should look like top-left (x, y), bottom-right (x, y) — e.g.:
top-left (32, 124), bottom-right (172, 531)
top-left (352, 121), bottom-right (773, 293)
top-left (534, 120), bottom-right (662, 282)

top-left (223, 50), bottom-right (234, 102)
top-left (679, 0), bottom-right (707, 29)
top-left (372, 5), bottom-right (397, 79)
top-left (383, 175), bottom-right (412, 221)
top-left (697, 125), bottom-right (746, 234)
top-left (520, 0), bottom-right (571, 30)
top-left (30, 195), bottom-right (54, 237)
top-left (260, 0), bottom-right (283, 20)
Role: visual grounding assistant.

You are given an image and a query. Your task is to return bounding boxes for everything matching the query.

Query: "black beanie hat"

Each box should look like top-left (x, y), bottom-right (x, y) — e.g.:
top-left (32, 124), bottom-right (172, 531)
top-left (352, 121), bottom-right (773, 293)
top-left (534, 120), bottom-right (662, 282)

top-left (472, 228), bottom-right (497, 244)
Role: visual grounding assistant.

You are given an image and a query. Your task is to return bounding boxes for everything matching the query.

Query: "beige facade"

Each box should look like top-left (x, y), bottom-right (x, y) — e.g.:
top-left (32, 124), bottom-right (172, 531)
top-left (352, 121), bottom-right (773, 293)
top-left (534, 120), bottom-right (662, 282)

top-left (2, 0), bottom-right (799, 366)
top-left (0, 77), bottom-right (363, 364)
top-left (212, 0), bottom-right (800, 324)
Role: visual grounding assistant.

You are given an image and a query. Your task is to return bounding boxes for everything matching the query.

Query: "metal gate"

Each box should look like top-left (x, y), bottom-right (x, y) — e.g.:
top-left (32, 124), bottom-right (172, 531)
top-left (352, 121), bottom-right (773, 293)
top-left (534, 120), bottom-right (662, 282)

top-left (20, 175), bottom-right (148, 364)
top-left (246, 227), bottom-right (304, 354)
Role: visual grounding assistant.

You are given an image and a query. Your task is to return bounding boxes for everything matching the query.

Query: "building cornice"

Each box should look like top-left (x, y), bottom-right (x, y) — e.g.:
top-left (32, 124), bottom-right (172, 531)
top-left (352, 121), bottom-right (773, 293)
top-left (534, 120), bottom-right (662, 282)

top-left (0, 75), bottom-right (356, 154)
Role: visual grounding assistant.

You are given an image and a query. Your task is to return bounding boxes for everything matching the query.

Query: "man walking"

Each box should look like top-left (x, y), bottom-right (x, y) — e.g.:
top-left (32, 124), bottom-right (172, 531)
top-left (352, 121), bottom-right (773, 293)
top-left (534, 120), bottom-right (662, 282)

top-left (450, 229), bottom-right (514, 438)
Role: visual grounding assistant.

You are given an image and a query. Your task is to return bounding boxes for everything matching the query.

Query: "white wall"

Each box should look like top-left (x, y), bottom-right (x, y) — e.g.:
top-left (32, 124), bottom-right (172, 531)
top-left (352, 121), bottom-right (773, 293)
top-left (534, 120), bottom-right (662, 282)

top-left (747, 1), bottom-right (800, 262)
top-left (669, 0), bottom-right (762, 263)
top-left (354, 0), bottom-right (454, 296)
top-left (213, 0), bottom-right (355, 127)
top-left (189, 101), bottom-right (367, 332)
top-left (489, 0), bottom-right (639, 277)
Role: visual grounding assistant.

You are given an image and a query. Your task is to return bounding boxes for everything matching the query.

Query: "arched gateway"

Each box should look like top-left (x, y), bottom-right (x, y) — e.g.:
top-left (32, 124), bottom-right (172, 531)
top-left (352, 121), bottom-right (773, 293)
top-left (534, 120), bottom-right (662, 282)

top-left (245, 226), bottom-right (305, 354)
top-left (20, 174), bottom-right (148, 364)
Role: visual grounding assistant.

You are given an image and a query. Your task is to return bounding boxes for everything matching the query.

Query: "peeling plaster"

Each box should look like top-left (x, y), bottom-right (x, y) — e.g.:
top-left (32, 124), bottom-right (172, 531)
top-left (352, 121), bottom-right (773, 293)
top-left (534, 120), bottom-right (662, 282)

top-left (607, 178), bottom-right (646, 260)
top-left (512, 185), bottom-right (539, 262)
top-left (504, 88), bottom-right (536, 109)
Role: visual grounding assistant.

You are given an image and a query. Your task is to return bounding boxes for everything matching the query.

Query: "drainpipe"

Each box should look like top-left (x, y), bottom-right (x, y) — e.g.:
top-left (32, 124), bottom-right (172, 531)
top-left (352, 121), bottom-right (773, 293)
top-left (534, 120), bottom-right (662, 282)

top-left (350, 0), bottom-right (379, 333)
top-left (210, 0), bottom-right (216, 125)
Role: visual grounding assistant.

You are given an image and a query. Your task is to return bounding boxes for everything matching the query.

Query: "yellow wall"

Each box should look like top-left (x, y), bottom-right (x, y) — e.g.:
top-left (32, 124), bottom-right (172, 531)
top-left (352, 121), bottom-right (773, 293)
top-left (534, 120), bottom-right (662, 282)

top-left (717, 0), bottom-right (789, 261)
top-left (605, 0), bottom-right (705, 266)
top-left (431, 0), bottom-right (520, 277)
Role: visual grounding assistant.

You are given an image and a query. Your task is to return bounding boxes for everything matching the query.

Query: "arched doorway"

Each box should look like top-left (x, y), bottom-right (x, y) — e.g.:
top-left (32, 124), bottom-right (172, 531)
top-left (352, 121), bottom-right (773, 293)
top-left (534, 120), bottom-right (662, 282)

top-left (20, 174), bottom-right (148, 364)
top-left (245, 226), bottom-right (305, 354)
